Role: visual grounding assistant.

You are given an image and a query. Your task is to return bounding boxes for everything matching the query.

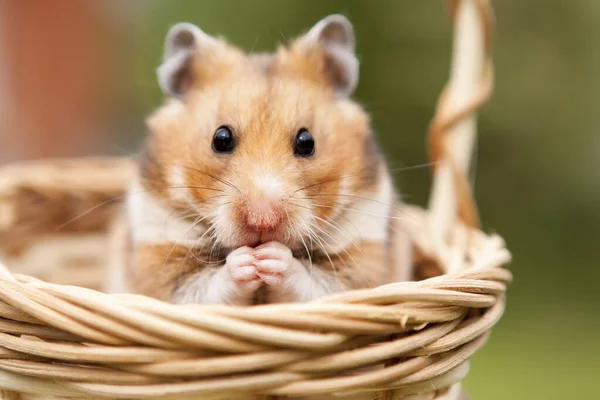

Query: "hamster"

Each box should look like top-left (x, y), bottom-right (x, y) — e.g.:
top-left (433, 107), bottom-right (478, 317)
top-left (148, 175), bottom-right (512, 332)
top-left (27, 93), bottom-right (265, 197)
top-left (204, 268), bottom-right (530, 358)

top-left (118, 15), bottom-right (412, 305)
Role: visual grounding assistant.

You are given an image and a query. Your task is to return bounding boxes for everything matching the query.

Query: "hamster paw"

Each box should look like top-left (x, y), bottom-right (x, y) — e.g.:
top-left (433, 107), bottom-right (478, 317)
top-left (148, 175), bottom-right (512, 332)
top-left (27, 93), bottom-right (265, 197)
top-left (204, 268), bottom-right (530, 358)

top-left (224, 246), bottom-right (262, 295)
top-left (252, 241), bottom-right (295, 287)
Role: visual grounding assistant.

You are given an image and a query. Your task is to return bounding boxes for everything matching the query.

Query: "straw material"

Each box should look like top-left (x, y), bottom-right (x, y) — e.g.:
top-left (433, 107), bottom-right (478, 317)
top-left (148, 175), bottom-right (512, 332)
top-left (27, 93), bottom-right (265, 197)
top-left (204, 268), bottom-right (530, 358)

top-left (0, 0), bottom-right (510, 399)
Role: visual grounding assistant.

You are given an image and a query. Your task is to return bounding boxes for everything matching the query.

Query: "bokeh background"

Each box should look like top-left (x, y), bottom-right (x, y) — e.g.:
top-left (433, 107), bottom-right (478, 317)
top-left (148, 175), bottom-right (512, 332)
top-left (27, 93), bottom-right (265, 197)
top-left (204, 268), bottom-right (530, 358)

top-left (0, 1), bottom-right (598, 399)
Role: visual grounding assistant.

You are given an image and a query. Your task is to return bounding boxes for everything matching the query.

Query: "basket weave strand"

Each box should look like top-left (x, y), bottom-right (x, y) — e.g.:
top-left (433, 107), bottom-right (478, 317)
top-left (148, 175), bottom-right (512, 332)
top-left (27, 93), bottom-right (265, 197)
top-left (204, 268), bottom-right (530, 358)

top-left (0, 0), bottom-right (510, 399)
top-left (0, 229), bottom-right (510, 399)
top-left (427, 0), bottom-right (494, 276)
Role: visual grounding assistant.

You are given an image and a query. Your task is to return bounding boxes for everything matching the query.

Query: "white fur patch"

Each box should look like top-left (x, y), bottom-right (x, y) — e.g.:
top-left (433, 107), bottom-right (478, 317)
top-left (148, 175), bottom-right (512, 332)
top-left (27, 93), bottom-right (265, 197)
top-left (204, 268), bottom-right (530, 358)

top-left (270, 258), bottom-right (345, 303)
top-left (328, 175), bottom-right (350, 219)
top-left (172, 267), bottom-right (233, 304)
top-left (212, 200), bottom-right (237, 248)
top-left (169, 163), bottom-right (195, 205)
top-left (172, 255), bottom-right (252, 305)
top-left (252, 174), bottom-right (284, 200)
top-left (154, 98), bottom-right (185, 120)
top-left (337, 100), bottom-right (362, 119)
top-left (321, 174), bottom-right (394, 254)
top-left (127, 180), bottom-right (208, 247)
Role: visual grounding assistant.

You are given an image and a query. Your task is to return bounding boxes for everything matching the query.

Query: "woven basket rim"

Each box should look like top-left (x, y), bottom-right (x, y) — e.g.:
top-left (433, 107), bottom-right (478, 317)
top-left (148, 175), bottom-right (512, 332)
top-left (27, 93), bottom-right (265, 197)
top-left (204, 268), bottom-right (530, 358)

top-left (0, 189), bottom-right (512, 398)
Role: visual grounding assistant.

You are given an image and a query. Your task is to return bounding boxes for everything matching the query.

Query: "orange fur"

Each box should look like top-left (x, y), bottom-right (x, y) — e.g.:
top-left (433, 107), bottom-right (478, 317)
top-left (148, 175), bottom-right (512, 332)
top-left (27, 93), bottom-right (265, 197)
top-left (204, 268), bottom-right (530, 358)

top-left (310, 240), bottom-right (390, 289)
top-left (127, 243), bottom-right (199, 300)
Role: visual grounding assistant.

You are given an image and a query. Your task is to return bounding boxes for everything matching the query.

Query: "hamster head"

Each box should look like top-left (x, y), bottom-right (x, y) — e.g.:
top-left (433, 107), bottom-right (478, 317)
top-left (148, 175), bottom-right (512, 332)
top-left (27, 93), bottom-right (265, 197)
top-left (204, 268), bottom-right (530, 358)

top-left (141, 15), bottom-right (386, 251)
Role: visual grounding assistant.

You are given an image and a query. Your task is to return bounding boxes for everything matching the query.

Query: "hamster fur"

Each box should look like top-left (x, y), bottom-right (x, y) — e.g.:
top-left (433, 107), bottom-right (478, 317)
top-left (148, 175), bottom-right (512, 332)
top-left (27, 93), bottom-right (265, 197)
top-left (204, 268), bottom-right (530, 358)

top-left (116, 15), bottom-right (413, 305)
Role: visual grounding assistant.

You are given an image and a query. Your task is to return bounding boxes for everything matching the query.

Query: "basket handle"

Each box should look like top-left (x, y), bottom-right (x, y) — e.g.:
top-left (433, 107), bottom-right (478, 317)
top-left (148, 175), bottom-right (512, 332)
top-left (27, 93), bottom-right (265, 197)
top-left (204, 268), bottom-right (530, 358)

top-left (427, 0), bottom-right (494, 262)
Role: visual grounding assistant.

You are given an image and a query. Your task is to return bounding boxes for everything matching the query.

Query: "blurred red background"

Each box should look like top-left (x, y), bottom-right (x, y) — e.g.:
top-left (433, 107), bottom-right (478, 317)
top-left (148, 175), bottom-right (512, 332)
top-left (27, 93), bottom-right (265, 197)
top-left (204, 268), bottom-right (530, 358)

top-left (0, 0), bottom-right (122, 161)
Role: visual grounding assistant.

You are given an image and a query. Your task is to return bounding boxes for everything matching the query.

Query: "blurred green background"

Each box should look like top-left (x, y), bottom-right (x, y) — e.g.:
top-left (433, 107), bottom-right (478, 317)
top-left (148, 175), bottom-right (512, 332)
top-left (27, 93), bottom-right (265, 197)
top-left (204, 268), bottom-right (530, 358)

top-left (3, 1), bottom-right (599, 399)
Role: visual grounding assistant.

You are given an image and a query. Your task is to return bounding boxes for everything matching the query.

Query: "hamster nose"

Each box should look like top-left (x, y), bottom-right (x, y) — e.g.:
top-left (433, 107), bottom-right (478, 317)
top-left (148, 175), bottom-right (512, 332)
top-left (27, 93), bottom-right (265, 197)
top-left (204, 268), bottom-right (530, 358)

top-left (244, 198), bottom-right (283, 233)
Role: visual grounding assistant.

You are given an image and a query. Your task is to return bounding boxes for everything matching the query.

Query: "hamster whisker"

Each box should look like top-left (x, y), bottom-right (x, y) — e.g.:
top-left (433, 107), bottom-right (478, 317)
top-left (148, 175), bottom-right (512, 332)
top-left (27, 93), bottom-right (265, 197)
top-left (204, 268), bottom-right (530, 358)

top-left (182, 165), bottom-right (241, 194)
top-left (55, 193), bottom-right (132, 231)
top-left (55, 188), bottom-right (225, 232)
top-left (188, 203), bottom-right (233, 264)
top-left (175, 219), bottom-right (213, 288)
top-left (171, 210), bottom-right (200, 221)
top-left (188, 224), bottom-right (218, 263)
top-left (163, 195), bottom-right (230, 267)
top-left (162, 185), bottom-right (225, 193)
top-left (387, 160), bottom-right (439, 173)
top-left (288, 200), bottom-right (362, 241)
top-left (293, 173), bottom-right (361, 194)
top-left (304, 193), bottom-right (417, 221)
top-left (311, 214), bottom-right (367, 261)
top-left (163, 207), bottom-right (198, 237)
top-left (308, 201), bottom-right (411, 237)
top-left (308, 221), bottom-right (354, 271)
top-left (207, 224), bottom-right (226, 266)
top-left (307, 221), bottom-right (366, 289)
top-left (294, 160), bottom-right (432, 196)
top-left (165, 194), bottom-right (226, 222)
top-left (298, 233), bottom-right (314, 274)
top-left (281, 208), bottom-right (293, 244)
top-left (283, 208), bottom-right (313, 272)
top-left (288, 201), bottom-right (363, 256)
top-left (161, 212), bottom-right (214, 270)
top-left (308, 224), bottom-right (372, 289)
top-left (161, 198), bottom-right (226, 244)
top-left (171, 200), bottom-right (228, 269)
top-left (308, 219), bottom-right (371, 288)
top-left (300, 220), bottom-right (339, 286)
top-left (308, 201), bottom-right (409, 221)
top-left (292, 198), bottom-right (409, 249)
top-left (193, 194), bottom-right (229, 205)
top-left (188, 249), bottom-right (226, 266)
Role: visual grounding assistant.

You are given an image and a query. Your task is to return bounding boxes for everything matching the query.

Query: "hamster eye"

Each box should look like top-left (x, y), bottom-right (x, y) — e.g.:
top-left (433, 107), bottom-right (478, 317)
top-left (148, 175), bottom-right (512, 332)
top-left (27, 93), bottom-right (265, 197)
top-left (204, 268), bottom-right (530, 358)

top-left (294, 128), bottom-right (315, 157)
top-left (212, 126), bottom-right (235, 154)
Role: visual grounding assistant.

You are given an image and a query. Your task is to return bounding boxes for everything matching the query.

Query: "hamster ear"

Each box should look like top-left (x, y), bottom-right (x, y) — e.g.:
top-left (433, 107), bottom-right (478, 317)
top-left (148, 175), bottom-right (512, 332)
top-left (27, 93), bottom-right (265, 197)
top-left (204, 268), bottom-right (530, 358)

top-left (296, 15), bottom-right (359, 97)
top-left (157, 22), bottom-right (219, 98)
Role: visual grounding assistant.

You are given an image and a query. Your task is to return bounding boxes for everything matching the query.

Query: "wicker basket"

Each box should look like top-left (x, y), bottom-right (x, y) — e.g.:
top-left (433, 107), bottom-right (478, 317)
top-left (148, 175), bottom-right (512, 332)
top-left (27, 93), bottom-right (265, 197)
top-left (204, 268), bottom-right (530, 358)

top-left (0, 1), bottom-right (511, 399)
